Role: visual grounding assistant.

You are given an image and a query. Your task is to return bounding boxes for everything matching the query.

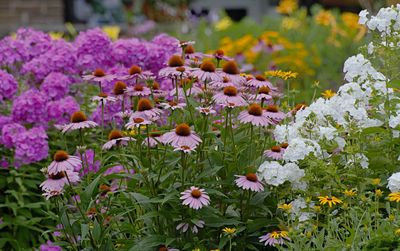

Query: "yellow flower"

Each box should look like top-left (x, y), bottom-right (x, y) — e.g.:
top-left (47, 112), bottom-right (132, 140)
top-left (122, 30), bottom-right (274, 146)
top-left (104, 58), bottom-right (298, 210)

top-left (102, 25), bottom-right (120, 41)
top-left (375, 189), bottom-right (383, 197)
top-left (314, 10), bottom-right (336, 26)
top-left (388, 192), bottom-right (400, 202)
top-left (281, 17), bottom-right (301, 30)
top-left (341, 12), bottom-right (361, 30)
top-left (215, 17), bottom-right (232, 31)
top-left (49, 32), bottom-right (63, 40)
top-left (265, 70), bottom-right (298, 80)
top-left (222, 227), bottom-right (236, 235)
top-left (278, 203), bottom-right (293, 212)
top-left (389, 214), bottom-right (395, 221)
top-left (321, 89), bottom-right (336, 99)
top-left (270, 230), bottom-right (289, 239)
top-left (318, 196), bottom-right (343, 207)
top-left (396, 229), bottom-right (400, 236)
top-left (343, 189), bottom-right (357, 197)
top-left (276, 0), bottom-right (298, 15)
top-left (371, 178), bottom-right (381, 186)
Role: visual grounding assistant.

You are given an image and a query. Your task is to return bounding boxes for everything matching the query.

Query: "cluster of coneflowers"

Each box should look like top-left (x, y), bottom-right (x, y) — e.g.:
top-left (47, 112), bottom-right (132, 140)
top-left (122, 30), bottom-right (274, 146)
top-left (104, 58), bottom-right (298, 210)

top-left (40, 42), bottom-right (298, 248)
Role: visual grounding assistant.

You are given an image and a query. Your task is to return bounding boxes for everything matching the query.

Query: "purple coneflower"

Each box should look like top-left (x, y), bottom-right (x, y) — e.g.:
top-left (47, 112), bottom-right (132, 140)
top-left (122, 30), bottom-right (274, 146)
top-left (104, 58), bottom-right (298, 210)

top-left (48, 150), bottom-right (81, 174)
top-left (91, 92), bottom-right (117, 104)
top-left (160, 101), bottom-right (186, 111)
top-left (264, 105), bottom-right (286, 123)
top-left (176, 219), bottom-right (205, 234)
top-left (143, 131), bottom-right (163, 148)
top-left (213, 86), bottom-right (247, 107)
top-left (82, 68), bottom-right (116, 83)
top-left (131, 98), bottom-right (162, 121)
top-left (151, 82), bottom-right (168, 98)
top-left (246, 74), bottom-right (275, 89)
top-left (112, 81), bottom-right (128, 100)
top-left (174, 145), bottom-right (196, 154)
top-left (184, 45), bottom-right (204, 61)
top-left (123, 65), bottom-right (153, 81)
top-left (62, 111), bottom-right (98, 133)
top-left (126, 84), bottom-right (151, 97)
top-left (259, 230), bottom-right (290, 247)
top-left (126, 116), bottom-right (152, 129)
top-left (180, 186), bottom-right (210, 210)
top-left (210, 76), bottom-right (237, 90)
top-left (235, 173), bottom-right (264, 192)
top-left (159, 55), bottom-right (190, 78)
top-left (40, 169), bottom-right (80, 199)
top-left (264, 145), bottom-right (286, 160)
top-left (250, 86), bottom-right (273, 103)
top-left (191, 61), bottom-right (221, 82)
top-left (196, 106), bottom-right (216, 116)
top-left (162, 123), bottom-right (202, 148)
top-left (238, 104), bottom-right (272, 126)
top-left (102, 129), bottom-right (135, 150)
top-left (219, 61), bottom-right (245, 85)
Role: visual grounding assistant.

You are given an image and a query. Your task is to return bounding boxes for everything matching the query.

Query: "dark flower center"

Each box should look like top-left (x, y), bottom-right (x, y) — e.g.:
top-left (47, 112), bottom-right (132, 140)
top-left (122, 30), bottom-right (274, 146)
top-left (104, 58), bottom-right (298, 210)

top-left (191, 189), bottom-right (202, 198)
top-left (108, 130), bottom-right (123, 140)
top-left (223, 61), bottom-right (239, 75)
top-left (152, 82), bottom-right (160, 90)
top-left (94, 68), bottom-right (105, 77)
top-left (248, 104), bottom-right (263, 116)
top-left (255, 74), bottom-right (266, 81)
top-left (168, 55), bottom-right (184, 67)
top-left (246, 173), bottom-right (258, 182)
top-left (271, 146), bottom-right (281, 152)
top-left (159, 246), bottom-right (168, 251)
top-left (54, 150), bottom-right (69, 162)
top-left (280, 142), bottom-right (289, 148)
top-left (49, 171), bottom-right (66, 180)
top-left (129, 65), bottom-right (142, 75)
top-left (184, 45), bottom-right (195, 54)
top-left (176, 66), bottom-right (186, 72)
top-left (98, 92), bottom-right (108, 98)
top-left (294, 103), bottom-right (307, 112)
top-left (168, 101), bottom-right (177, 106)
top-left (265, 105), bottom-right (279, 113)
top-left (223, 76), bottom-right (230, 83)
top-left (133, 117), bottom-right (144, 123)
top-left (223, 86), bottom-right (238, 96)
top-left (113, 81), bottom-right (127, 95)
top-left (215, 49), bottom-right (224, 56)
top-left (134, 84), bottom-right (144, 92)
top-left (181, 145), bottom-right (191, 150)
top-left (137, 98), bottom-right (153, 111)
top-left (71, 111), bottom-right (87, 123)
top-left (258, 86), bottom-right (270, 95)
top-left (99, 184), bottom-right (111, 194)
top-left (175, 123), bottom-right (191, 136)
top-left (200, 61), bottom-right (216, 72)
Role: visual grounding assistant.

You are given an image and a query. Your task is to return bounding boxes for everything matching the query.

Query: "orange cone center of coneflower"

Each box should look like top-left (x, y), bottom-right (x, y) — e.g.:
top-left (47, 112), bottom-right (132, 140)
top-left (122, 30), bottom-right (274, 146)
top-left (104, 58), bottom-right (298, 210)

top-left (223, 61), bottom-right (239, 75)
top-left (86, 208), bottom-right (97, 216)
top-left (150, 131), bottom-right (161, 137)
top-left (49, 171), bottom-right (66, 180)
top-left (191, 189), bottom-right (202, 198)
top-left (248, 104), bottom-right (263, 116)
top-left (54, 150), bottom-right (69, 162)
top-left (246, 173), bottom-right (258, 182)
top-left (255, 74), bottom-right (266, 81)
top-left (223, 76), bottom-right (230, 83)
top-left (159, 246), bottom-right (168, 251)
top-left (266, 105), bottom-right (279, 113)
top-left (223, 86), bottom-right (238, 96)
top-left (215, 49), bottom-right (224, 56)
top-left (113, 81), bottom-right (127, 95)
top-left (71, 111), bottom-right (87, 123)
top-left (176, 66), bottom-right (186, 72)
top-left (200, 61), bottom-right (216, 72)
top-left (202, 108), bottom-right (210, 113)
top-left (129, 65), bottom-right (142, 75)
top-left (99, 184), bottom-right (111, 192)
top-left (184, 45), bottom-right (195, 54)
top-left (294, 103), bottom-right (307, 111)
top-left (280, 142), bottom-right (289, 148)
top-left (258, 86), bottom-right (270, 94)
top-left (133, 117), bottom-right (145, 123)
top-left (98, 92), bottom-right (108, 98)
top-left (108, 129), bottom-right (123, 140)
top-left (152, 82), bottom-right (160, 90)
top-left (175, 123), bottom-right (191, 136)
top-left (94, 68), bottom-right (105, 77)
top-left (168, 101), bottom-right (177, 106)
top-left (134, 84), bottom-right (144, 91)
top-left (137, 98), bottom-right (153, 111)
top-left (246, 76), bottom-right (253, 81)
top-left (168, 55), bottom-right (184, 67)
top-left (181, 145), bottom-right (191, 150)
top-left (271, 146), bottom-right (281, 152)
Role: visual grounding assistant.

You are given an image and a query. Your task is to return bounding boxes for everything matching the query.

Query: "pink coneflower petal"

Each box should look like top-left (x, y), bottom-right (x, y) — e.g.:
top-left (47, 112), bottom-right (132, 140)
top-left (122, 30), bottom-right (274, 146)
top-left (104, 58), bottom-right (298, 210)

top-left (234, 173), bottom-right (264, 192)
top-left (48, 150), bottom-right (82, 174)
top-left (238, 104), bottom-right (273, 126)
top-left (180, 186), bottom-right (210, 210)
top-left (161, 123), bottom-right (202, 148)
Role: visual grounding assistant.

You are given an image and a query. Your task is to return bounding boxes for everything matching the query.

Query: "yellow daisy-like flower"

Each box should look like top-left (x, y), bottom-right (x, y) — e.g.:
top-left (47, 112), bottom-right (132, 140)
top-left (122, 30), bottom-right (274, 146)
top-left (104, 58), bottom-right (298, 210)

top-left (314, 10), bottom-right (336, 26)
top-left (49, 32), bottom-right (63, 40)
top-left (215, 17), bottom-right (233, 31)
top-left (222, 227), bottom-right (236, 235)
top-left (371, 178), bottom-right (381, 186)
top-left (276, 0), bottom-right (298, 15)
top-left (278, 203), bottom-right (293, 212)
top-left (281, 17), bottom-right (301, 30)
top-left (388, 192), bottom-right (400, 202)
top-left (102, 25), bottom-right (120, 41)
top-left (321, 89), bottom-right (336, 99)
top-left (375, 189), bottom-right (383, 197)
top-left (395, 229), bottom-right (400, 236)
top-left (318, 196), bottom-right (343, 207)
top-left (343, 189), bottom-right (357, 197)
top-left (341, 12), bottom-right (361, 30)
top-left (265, 70), bottom-right (298, 80)
top-left (270, 230), bottom-right (289, 239)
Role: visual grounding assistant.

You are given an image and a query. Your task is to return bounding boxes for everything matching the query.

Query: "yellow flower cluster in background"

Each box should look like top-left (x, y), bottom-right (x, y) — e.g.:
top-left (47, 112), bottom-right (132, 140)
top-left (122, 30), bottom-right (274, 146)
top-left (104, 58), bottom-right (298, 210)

top-left (276, 0), bottom-right (298, 15)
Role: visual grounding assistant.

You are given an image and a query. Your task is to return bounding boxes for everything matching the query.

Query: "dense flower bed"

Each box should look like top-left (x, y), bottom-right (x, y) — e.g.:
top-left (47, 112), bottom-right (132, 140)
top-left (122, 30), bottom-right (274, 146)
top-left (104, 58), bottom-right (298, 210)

top-left (2, 4), bottom-right (400, 251)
